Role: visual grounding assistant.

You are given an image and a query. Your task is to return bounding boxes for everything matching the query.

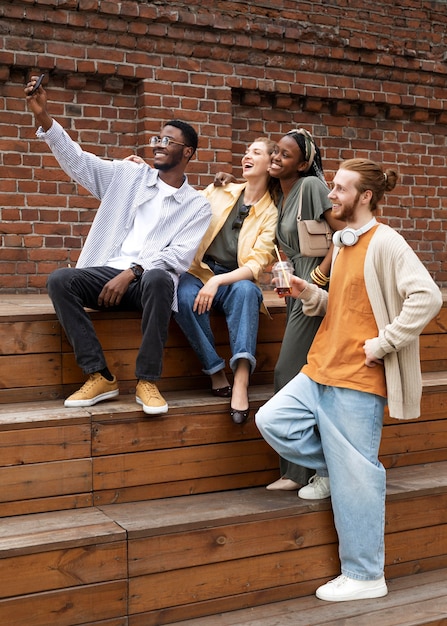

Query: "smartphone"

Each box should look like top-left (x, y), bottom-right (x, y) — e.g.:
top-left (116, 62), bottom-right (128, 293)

top-left (29, 74), bottom-right (45, 96)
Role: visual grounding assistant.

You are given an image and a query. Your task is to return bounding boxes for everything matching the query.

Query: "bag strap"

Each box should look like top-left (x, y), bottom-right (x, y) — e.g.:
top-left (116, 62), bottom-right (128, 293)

top-left (296, 182), bottom-right (304, 221)
top-left (296, 181), bottom-right (333, 236)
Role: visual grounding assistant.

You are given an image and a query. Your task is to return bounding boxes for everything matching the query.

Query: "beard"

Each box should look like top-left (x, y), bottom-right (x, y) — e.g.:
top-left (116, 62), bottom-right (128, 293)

top-left (153, 150), bottom-right (184, 171)
top-left (336, 191), bottom-right (361, 221)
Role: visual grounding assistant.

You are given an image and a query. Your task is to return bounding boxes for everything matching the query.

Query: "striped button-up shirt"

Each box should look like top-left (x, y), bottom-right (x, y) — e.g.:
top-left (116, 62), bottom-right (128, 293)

top-left (37, 120), bottom-right (211, 310)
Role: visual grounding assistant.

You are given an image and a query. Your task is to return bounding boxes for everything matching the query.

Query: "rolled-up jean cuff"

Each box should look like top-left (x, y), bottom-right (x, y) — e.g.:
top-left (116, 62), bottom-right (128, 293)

top-left (202, 359), bottom-right (226, 376)
top-left (230, 352), bottom-right (256, 375)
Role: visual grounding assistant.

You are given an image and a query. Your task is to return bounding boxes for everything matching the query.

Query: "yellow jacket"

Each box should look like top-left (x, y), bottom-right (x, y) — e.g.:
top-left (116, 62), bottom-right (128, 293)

top-left (188, 182), bottom-right (278, 286)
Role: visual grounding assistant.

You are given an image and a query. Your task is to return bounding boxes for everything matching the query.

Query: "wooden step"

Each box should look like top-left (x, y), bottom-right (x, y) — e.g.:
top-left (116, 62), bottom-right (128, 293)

top-left (0, 507), bottom-right (128, 626)
top-left (170, 568), bottom-right (447, 626)
top-left (0, 371), bottom-right (446, 517)
top-left (95, 461), bottom-right (447, 624)
top-left (0, 461), bottom-right (445, 626)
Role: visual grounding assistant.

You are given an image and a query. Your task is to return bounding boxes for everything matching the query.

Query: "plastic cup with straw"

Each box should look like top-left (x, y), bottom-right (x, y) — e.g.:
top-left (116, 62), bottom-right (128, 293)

top-left (272, 245), bottom-right (292, 296)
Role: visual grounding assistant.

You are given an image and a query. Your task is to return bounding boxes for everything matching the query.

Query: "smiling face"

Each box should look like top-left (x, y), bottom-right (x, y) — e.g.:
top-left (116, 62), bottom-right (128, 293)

top-left (241, 140), bottom-right (272, 181)
top-left (268, 135), bottom-right (308, 182)
top-left (152, 125), bottom-right (190, 172)
top-left (328, 168), bottom-right (364, 222)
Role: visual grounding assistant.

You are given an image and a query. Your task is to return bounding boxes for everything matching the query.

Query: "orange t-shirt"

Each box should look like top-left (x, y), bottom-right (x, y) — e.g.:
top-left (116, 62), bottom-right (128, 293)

top-left (302, 225), bottom-right (387, 397)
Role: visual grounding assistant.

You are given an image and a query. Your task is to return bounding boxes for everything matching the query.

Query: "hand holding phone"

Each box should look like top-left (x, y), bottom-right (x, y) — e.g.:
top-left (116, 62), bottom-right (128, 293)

top-left (28, 74), bottom-right (45, 96)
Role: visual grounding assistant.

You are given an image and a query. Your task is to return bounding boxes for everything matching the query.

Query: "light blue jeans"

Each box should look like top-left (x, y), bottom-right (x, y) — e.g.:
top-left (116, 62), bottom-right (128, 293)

top-left (175, 270), bottom-right (263, 375)
top-left (255, 373), bottom-right (387, 581)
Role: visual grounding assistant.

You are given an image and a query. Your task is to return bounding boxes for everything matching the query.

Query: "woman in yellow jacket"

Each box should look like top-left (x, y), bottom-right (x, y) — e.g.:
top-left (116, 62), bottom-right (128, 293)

top-left (175, 138), bottom-right (278, 424)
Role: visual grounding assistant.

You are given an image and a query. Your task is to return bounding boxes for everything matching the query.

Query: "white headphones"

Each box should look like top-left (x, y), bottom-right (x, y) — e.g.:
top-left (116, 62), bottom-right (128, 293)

top-left (332, 218), bottom-right (377, 248)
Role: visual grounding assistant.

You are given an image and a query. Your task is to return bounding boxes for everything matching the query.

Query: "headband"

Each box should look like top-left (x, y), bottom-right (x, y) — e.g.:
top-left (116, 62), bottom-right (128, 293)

top-left (286, 128), bottom-right (316, 173)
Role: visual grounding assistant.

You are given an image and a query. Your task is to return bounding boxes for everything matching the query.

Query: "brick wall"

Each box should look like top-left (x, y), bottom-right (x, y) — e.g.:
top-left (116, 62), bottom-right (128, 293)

top-left (1, 0), bottom-right (446, 291)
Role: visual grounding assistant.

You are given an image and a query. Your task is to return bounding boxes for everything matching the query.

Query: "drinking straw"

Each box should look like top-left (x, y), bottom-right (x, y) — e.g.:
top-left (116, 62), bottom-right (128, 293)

top-left (274, 245), bottom-right (290, 288)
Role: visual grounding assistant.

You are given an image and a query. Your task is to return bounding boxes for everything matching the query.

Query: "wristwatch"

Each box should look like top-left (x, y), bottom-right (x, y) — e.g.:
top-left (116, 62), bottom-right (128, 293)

top-left (130, 263), bottom-right (144, 281)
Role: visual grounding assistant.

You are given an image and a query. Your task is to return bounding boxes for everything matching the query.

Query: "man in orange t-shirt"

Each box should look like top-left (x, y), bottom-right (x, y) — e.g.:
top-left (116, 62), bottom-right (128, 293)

top-left (256, 159), bottom-right (442, 603)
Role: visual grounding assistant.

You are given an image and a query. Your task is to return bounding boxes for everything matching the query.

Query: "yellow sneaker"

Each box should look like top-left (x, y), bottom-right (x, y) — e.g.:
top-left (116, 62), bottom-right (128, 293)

top-left (64, 372), bottom-right (119, 407)
top-left (136, 380), bottom-right (168, 415)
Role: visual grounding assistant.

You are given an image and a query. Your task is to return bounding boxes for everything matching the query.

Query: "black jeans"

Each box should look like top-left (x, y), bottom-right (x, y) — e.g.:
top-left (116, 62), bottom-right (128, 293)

top-left (47, 266), bottom-right (174, 380)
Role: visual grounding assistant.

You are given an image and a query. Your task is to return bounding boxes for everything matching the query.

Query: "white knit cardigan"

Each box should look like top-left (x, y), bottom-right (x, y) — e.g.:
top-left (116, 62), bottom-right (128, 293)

top-left (300, 223), bottom-right (443, 420)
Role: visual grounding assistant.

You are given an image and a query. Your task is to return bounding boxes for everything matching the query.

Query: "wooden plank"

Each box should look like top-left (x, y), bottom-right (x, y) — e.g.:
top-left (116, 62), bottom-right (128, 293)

top-left (0, 385), bottom-right (65, 404)
top-left (82, 615), bottom-right (129, 626)
top-left (420, 333), bottom-right (447, 363)
top-left (82, 620), bottom-right (128, 626)
top-left (0, 459), bottom-right (91, 502)
top-left (93, 469), bottom-right (278, 506)
top-left (0, 320), bottom-right (61, 355)
top-left (166, 568), bottom-right (447, 626)
top-left (386, 493), bottom-right (447, 533)
top-left (0, 353), bottom-right (61, 388)
top-left (129, 567), bottom-right (447, 626)
top-left (0, 581), bottom-right (127, 626)
top-left (0, 542), bottom-right (127, 597)
top-left (61, 342), bottom-right (282, 385)
top-left (129, 523), bottom-right (447, 618)
top-left (0, 424), bottom-right (91, 466)
top-left (0, 507), bottom-right (125, 555)
top-left (0, 493), bottom-right (93, 519)
top-left (0, 401), bottom-right (89, 429)
top-left (0, 295), bottom-right (57, 322)
top-left (92, 407), bottom-right (267, 456)
top-left (381, 447), bottom-right (447, 469)
top-left (126, 487), bottom-right (447, 578)
top-left (92, 440), bottom-right (278, 491)
top-left (100, 488), bottom-right (331, 539)
top-left (128, 543), bottom-right (340, 614)
top-left (422, 306), bottom-right (447, 334)
top-left (128, 509), bottom-right (337, 577)
top-left (380, 418), bottom-right (447, 456)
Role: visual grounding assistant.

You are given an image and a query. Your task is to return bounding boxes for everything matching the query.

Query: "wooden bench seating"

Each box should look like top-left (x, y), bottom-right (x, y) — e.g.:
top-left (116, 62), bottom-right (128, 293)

top-left (0, 291), bottom-right (446, 624)
top-left (0, 294), bottom-right (286, 404)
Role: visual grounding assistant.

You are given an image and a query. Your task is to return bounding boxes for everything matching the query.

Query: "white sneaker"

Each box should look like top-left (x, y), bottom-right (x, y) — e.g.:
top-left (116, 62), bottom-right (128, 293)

top-left (298, 474), bottom-right (330, 499)
top-left (316, 574), bottom-right (388, 602)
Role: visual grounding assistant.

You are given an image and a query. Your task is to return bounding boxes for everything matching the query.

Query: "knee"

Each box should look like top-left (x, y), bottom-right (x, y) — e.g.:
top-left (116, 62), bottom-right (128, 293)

top-left (141, 269), bottom-right (173, 297)
top-left (46, 267), bottom-right (72, 297)
top-left (237, 281), bottom-right (263, 309)
top-left (255, 405), bottom-right (268, 434)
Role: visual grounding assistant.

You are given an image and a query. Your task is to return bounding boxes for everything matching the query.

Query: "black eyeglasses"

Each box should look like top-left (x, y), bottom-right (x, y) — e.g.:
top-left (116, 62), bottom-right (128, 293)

top-left (150, 136), bottom-right (187, 148)
top-left (232, 204), bottom-right (252, 230)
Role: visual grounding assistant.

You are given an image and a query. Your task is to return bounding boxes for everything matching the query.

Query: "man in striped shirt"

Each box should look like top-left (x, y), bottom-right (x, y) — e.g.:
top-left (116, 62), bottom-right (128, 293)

top-left (26, 76), bottom-right (211, 415)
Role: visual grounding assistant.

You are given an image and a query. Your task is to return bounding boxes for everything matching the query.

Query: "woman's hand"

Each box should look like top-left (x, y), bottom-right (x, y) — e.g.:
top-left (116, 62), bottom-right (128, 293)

top-left (193, 277), bottom-right (220, 314)
top-left (124, 155), bottom-right (146, 165)
top-left (213, 171), bottom-right (237, 187)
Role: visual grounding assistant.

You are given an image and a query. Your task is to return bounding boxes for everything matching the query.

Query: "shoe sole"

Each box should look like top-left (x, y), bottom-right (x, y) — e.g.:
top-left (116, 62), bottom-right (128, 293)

top-left (298, 490), bottom-right (331, 500)
top-left (136, 396), bottom-right (168, 415)
top-left (316, 585), bottom-right (388, 602)
top-left (64, 389), bottom-right (119, 407)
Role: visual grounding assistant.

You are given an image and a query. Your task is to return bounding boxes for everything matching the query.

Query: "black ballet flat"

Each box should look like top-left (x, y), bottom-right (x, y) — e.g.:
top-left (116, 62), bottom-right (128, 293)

top-left (230, 408), bottom-right (250, 425)
top-left (212, 386), bottom-right (232, 398)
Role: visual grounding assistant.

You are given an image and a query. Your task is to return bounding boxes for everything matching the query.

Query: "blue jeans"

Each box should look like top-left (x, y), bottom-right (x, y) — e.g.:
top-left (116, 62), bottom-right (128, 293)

top-left (255, 373), bottom-right (387, 581)
top-left (175, 271), bottom-right (263, 375)
top-left (47, 266), bottom-right (174, 380)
